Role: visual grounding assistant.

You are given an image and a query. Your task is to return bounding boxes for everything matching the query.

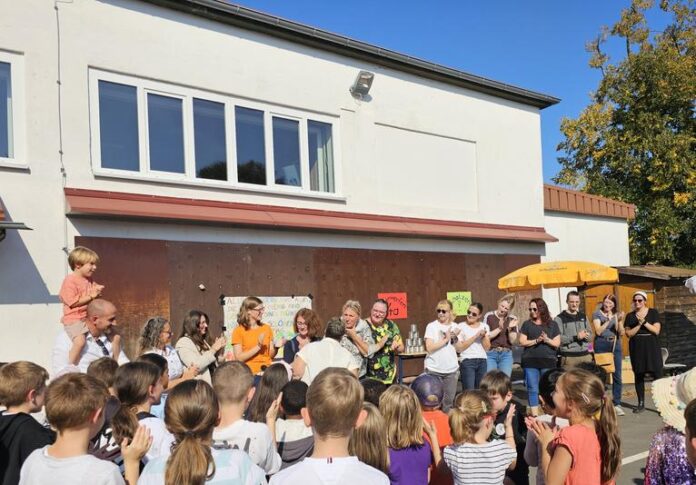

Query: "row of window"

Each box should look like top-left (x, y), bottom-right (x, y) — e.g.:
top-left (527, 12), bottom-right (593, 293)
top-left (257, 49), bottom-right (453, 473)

top-left (94, 73), bottom-right (337, 194)
top-left (0, 53), bottom-right (338, 196)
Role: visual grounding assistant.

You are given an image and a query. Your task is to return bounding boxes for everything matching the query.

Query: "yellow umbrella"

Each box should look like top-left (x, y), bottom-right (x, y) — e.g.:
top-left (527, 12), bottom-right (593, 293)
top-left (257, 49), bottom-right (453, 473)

top-left (498, 261), bottom-right (619, 292)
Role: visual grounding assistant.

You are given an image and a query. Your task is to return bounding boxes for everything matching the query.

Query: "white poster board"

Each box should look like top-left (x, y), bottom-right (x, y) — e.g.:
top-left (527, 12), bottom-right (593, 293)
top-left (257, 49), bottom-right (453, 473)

top-left (223, 296), bottom-right (313, 342)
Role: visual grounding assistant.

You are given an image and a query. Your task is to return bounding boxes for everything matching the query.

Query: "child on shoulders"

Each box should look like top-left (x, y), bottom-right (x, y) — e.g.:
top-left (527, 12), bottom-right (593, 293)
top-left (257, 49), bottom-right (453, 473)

top-left (0, 362), bottom-right (55, 485)
top-left (59, 247), bottom-right (119, 365)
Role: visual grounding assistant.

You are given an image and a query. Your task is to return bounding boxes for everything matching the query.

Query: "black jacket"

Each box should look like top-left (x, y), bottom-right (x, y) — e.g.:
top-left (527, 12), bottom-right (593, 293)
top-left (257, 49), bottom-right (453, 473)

top-left (0, 412), bottom-right (55, 485)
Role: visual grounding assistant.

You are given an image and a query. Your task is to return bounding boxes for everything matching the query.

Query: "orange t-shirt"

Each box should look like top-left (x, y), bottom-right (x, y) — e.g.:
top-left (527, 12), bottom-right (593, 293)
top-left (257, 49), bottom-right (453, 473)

top-left (423, 409), bottom-right (454, 485)
top-left (231, 324), bottom-right (274, 374)
top-left (551, 424), bottom-right (612, 485)
top-left (58, 273), bottom-right (98, 324)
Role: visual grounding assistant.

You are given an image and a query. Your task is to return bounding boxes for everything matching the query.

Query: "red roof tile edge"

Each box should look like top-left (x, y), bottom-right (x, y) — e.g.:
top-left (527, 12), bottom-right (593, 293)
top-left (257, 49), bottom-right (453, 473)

top-left (544, 184), bottom-right (636, 220)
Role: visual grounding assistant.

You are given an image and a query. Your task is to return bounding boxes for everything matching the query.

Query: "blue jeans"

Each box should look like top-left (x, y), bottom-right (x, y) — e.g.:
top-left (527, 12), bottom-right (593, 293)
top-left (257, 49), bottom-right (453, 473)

top-left (524, 367), bottom-right (552, 407)
top-left (594, 337), bottom-right (623, 406)
top-left (486, 349), bottom-right (514, 377)
top-left (460, 358), bottom-right (488, 390)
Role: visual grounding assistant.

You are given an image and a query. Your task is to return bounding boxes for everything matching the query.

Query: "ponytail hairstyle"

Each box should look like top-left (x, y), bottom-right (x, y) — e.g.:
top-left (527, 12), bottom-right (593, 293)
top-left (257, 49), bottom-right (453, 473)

top-left (557, 368), bottom-right (621, 483)
top-left (236, 297), bottom-right (264, 330)
top-left (349, 402), bottom-right (390, 475)
top-left (180, 310), bottom-right (211, 351)
top-left (379, 385), bottom-right (423, 449)
top-left (164, 380), bottom-right (219, 485)
top-left (111, 362), bottom-right (162, 444)
top-left (450, 390), bottom-right (493, 444)
top-left (246, 363), bottom-right (289, 423)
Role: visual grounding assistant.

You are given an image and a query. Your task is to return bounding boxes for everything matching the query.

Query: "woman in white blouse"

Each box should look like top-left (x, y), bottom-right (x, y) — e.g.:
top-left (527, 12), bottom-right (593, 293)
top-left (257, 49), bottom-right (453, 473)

top-left (138, 317), bottom-right (198, 387)
top-left (175, 310), bottom-right (226, 384)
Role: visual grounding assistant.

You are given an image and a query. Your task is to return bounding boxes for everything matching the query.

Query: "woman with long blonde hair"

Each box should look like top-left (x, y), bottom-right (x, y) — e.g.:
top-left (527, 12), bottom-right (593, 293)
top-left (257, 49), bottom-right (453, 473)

top-left (137, 380), bottom-right (265, 485)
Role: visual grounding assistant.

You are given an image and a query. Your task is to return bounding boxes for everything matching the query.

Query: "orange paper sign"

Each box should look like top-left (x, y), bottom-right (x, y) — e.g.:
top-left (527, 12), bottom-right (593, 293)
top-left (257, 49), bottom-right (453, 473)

top-left (377, 292), bottom-right (408, 320)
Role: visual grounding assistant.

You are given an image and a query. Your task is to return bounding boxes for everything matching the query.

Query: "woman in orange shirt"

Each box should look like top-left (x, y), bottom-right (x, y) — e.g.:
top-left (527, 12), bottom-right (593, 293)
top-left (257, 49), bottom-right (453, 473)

top-left (231, 296), bottom-right (279, 374)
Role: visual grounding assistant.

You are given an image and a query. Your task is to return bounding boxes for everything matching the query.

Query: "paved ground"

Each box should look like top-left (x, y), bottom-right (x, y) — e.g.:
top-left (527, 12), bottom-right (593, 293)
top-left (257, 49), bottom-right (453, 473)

top-left (509, 372), bottom-right (663, 485)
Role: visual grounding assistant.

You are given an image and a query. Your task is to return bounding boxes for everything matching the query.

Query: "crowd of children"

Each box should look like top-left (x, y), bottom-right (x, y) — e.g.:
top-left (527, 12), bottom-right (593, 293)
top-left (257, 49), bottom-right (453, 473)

top-left (3, 245), bottom-right (696, 484)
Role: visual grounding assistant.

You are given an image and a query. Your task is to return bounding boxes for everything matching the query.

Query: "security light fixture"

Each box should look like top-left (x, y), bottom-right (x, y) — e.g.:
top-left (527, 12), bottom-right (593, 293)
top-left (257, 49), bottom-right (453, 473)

top-left (349, 70), bottom-right (374, 98)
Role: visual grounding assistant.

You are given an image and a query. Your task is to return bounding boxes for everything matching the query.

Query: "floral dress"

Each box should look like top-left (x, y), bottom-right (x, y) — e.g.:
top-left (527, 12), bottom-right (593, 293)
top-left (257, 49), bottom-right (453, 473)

top-left (366, 319), bottom-right (402, 384)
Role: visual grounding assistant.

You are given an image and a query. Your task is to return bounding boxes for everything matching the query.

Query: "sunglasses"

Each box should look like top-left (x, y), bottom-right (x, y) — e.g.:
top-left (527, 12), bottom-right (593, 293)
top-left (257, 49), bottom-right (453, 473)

top-left (467, 311), bottom-right (480, 317)
top-left (633, 298), bottom-right (645, 303)
top-left (436, 309), bottom-right (449, 314)
top-left (528, 308), bottom-right (538, 312)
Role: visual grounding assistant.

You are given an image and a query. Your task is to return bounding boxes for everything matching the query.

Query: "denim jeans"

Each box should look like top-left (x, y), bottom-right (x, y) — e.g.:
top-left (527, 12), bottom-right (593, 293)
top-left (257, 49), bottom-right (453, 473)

top-left (460, 358), bottom-right (488, 390)
top-left (524, 367), bottom-right (553, 407)
top-left (486, 349), bottom-right (514, 377)
top-left (425, 368), bottom-right (459, 412)
top-left (594, 337), bottom-right (623, 406)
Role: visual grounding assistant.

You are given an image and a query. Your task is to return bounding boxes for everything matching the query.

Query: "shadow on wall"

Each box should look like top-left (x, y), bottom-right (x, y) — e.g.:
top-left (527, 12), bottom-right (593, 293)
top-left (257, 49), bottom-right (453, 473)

top-left (660, 311), bottom-right (696, 369)
top-left (0, 207), bottom-right (59, 304)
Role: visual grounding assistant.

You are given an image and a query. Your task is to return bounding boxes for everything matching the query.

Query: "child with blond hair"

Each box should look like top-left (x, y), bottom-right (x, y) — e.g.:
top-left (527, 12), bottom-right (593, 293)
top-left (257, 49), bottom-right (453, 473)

top-left (59, 246), bottom-right (119, 365)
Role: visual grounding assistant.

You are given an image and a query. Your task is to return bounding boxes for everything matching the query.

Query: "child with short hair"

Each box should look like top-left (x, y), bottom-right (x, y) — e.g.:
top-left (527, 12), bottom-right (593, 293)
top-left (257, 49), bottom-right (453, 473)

top-left (0, 362), bottom-right (55, 485)
top-left (138, 379), bottom-right (266, 484)
top-left (348, 402), bottom-right (390, 476)
top-left (411, 373), bottom-right (453, 485)
top-left (18, 373), bottom-right (151, 485)
top-left (528, 368), bottom-right (621, 484)
top-left (360, 378), bottom-right (387, 407)
top-left (59, 246), bottom-right (119, 365)
top-left (212, 361), bottom-right (282, 475)
top-left (269, 380), bottom-right (314, 470)
top-left (380, 384), bottom-right (436, 485)
top-left (86, 357), bottom-right (121, 461)
top-left (442, 390), bottom-right (517, 485)
top-left (270, 368), bottom-right (388, 484)
top-left (111, 362), bottom-right (173, 462)
top-left (523, 369), bottom-right (568, 485)
top-left (480, 370), bottom-right (529, 485)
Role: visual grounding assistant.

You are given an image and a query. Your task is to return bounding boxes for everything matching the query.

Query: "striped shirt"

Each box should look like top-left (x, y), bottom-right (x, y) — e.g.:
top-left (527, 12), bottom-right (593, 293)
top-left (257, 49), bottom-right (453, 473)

top-left (443, 440), bottom-right (516, 485)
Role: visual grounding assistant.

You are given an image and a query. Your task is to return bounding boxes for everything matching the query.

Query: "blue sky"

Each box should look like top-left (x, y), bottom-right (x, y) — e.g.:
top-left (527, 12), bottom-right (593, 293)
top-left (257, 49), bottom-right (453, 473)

top-left (231, 1), bottom-right (671, 183)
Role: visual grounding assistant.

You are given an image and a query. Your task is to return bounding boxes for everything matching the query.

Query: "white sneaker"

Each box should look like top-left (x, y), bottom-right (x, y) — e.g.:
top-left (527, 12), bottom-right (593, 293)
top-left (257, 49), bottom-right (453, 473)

top-left (614, 405), bottom-right (625, 416)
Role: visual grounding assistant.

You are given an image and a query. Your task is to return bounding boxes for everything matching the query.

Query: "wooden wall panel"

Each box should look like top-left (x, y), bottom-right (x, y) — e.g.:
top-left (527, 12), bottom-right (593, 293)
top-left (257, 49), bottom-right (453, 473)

top-left (76, 237), bottom-right (170, 358)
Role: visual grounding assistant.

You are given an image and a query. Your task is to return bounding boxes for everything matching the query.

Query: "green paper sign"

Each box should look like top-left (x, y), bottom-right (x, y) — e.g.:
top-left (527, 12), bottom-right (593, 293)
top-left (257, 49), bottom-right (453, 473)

top-left (447, 291), bottom-right (472, 317)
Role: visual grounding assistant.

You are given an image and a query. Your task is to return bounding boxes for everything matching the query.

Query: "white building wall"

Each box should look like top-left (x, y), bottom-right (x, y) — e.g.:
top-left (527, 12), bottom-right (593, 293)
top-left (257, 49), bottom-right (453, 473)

top-left (0, 0), bottom-right (549, 368)
top-left (541, 211), bottom-right (631, 315)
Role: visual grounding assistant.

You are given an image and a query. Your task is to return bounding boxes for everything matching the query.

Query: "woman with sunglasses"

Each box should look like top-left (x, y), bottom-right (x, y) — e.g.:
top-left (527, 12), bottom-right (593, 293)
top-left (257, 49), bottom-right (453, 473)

top-left (232, 296), bottom-right (279, 375)
top-left (518, 298), bottom-right (560, 416)
top-left (591, 294), bottom-right (626, 416)
top-left (454, 302), bottom-right (491, 391)
top-left (624, 290), bottom-right (663, 413)
top-left (424, 299), bottom-right (461, 411)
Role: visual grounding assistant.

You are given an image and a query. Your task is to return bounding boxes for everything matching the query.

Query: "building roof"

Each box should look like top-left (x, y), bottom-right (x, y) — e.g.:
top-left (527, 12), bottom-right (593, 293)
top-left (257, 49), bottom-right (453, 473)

top-left (617, 265), bottom-right (696, 280)
top-left (544, 184), bottom-right (636, 220)
top-left (64, 188), bottom-right (558, 243)
top-left (139, 0), bottom-right (560, 109)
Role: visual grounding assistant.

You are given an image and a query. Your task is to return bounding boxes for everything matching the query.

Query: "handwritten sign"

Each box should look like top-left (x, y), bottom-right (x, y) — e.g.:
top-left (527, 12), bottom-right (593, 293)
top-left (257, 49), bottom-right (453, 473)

top-left (447, 291), bottom-right (472, 317)
top-left (223, 295), bottom-right (312, 342)
top-left (377, 292), bottom-right (408, 320)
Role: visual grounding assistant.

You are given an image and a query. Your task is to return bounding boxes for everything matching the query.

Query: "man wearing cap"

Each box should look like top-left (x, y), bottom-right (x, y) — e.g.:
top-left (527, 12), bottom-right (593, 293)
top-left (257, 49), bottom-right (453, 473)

top-left (555, 291), bottom-right (593, 367)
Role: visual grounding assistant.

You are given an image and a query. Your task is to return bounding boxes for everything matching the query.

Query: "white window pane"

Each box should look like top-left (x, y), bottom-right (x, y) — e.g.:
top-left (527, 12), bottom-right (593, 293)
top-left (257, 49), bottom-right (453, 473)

top-left (98, 80), bottom-right (139, 171)
top-left (193, 98), bottom-right (226, 180)
top-left (0, 62), bottom-right (12, 158)
top-left (308, 120), bottom-right (335, 193)
top-left (272, 117), bottom-right (301, 187)
top-left (148, 93), bottom-right (184, 173)
top-left (235, 106), bottom-right (266, 185)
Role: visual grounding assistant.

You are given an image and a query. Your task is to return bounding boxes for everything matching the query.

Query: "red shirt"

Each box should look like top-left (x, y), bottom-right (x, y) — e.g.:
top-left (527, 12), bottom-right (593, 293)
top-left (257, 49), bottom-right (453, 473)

top-left (423, 409), bottom-right (453, 485)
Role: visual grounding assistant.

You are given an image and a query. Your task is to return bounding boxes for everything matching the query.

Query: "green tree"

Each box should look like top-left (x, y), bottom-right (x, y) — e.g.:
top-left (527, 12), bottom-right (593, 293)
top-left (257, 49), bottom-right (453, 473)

top-left (555, 0), bottom-right (696, 266)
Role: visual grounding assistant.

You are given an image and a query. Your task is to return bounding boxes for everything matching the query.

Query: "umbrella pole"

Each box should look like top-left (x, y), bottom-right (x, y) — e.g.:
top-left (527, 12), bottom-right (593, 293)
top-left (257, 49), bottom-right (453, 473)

top-left (557, 287), bottom-right (562, 314)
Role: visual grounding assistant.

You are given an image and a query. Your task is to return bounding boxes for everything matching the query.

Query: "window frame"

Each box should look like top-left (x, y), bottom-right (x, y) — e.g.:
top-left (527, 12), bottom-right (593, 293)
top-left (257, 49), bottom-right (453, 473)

top-left (89, 69), bottom-right (343, 199)
top-left (0, 50), bottom-right (26, 169)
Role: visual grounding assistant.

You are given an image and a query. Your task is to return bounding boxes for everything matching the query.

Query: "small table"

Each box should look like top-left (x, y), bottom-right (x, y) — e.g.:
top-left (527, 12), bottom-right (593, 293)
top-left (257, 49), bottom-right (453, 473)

top-left (396, 351), bottom-right (428, 384)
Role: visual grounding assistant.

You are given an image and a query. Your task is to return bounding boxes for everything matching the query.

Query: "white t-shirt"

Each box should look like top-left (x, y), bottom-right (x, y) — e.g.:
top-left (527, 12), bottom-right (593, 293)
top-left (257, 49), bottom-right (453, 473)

top-left (213, 419), bottom-right (282, 474)
top-left (275, 418), bottom-right (313, 443)
top-left (423, 320), bottom-right (459, 374)
top-left (139, 416), bottom-right (175, 461)
top-left (296, 339), bottom-right (357, 385)
top-left (269, 456), bottom-right (389, 485)
top-left (19, 446), bottom-right (124, 485)
top-left (138, 447), bottom-right (266, 485)
top-left (443, 440), bottom-right (516, 485)
top-left (144, 345), bottom-right (185, 380)
top-left (456, 322), bottom-right (490, 360)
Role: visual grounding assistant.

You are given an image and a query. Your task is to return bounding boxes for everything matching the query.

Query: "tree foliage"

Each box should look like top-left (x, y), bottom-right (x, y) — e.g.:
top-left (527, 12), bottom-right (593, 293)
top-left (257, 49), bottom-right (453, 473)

top-left (555, 0), bottom-right (696, 266)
